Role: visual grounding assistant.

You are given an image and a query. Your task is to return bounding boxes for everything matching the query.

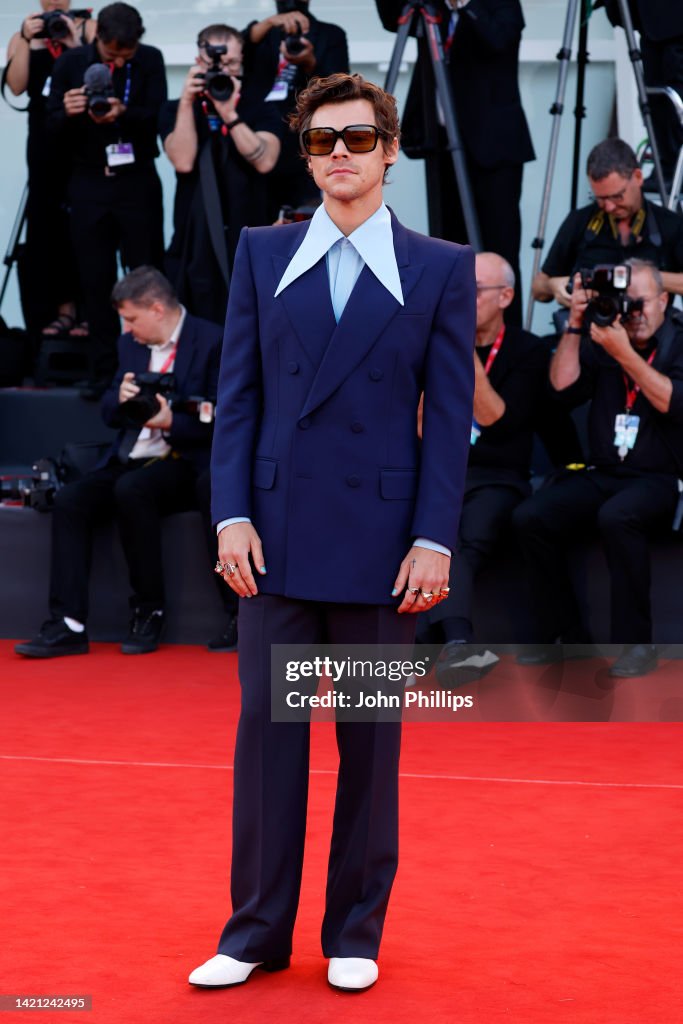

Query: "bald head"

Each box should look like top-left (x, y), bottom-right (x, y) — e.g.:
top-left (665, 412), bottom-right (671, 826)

top-left (475, 252), bottom-right (515, 342)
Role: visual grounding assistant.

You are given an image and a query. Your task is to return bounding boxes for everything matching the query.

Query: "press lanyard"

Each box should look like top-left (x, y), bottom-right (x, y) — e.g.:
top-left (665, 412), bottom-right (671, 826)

top-left (623, 348), bottom-right (656, 412)
top-left (156, 344), bottom-right (177, 374)
top-left (107, 62), bottom-right (132, 107)
top-left (481, 325), bottom-right (506, 375)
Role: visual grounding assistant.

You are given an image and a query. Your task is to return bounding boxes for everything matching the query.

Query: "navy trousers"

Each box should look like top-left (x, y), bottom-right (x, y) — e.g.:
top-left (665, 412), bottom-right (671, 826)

top-left (217, 594), bottom-right (416, 961)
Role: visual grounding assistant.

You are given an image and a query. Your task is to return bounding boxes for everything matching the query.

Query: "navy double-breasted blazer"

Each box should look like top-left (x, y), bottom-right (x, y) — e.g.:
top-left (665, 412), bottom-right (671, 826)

top-left (211, 212), bottom-right (475, 605)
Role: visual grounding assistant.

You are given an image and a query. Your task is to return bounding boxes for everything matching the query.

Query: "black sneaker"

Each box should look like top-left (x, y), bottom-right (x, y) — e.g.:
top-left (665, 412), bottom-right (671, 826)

top-left (15, 619), bottom-right (89, 659)
top-left (207, 615), bottom-right (238, 652)
top-left (435, 641), bottom-right (499, 687)
top-left (121, 608), bottom-right (164, 655)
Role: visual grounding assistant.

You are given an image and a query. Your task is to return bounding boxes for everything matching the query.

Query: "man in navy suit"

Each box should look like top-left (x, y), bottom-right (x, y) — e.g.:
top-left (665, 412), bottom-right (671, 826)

top-left (191, 73), bottom-right (475, 992)
top-left (15, 266), bottom-right (222, 658)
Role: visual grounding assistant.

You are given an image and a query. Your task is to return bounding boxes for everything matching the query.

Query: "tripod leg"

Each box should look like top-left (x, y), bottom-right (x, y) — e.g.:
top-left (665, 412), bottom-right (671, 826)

top-left (570, 5), bottom-right (590, 210)
top-left (524, 0), bottom-right (582, 331)
top-left (384, 7), bottom-right (416, 96)
top-left (422, 16), bottom-right (482, 251)
top-left (616, 0), bottom-right (667, 203)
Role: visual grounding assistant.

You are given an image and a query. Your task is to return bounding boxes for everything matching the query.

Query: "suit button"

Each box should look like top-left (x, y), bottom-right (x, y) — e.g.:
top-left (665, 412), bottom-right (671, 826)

top-left (299, 417), bottom-right (311, 430)
top-left (287, 361), bottom-right (299, 374)
top-left (346, 475), bottom-right (361, 488)
top-left (351, 421), bottom-right (364, 433)
top-left (369, 368), bottom-right (383, 381)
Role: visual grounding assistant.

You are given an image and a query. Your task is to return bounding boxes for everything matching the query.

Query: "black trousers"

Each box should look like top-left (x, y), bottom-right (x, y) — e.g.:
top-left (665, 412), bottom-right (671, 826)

top-left (67, 165), bottom-right (165, 381)
top-left (48, 455), bottom-right (197, 624)
top-left (422, 474), bottom-right (530, 642)
top-left (426, 143), bottom-right (525, 325)
top-left (641, 35), bottom-right (683, 178)
top-left (217, 594), bottom-right (416, 961)
top-left (511, 469), bottom-right (678, 644)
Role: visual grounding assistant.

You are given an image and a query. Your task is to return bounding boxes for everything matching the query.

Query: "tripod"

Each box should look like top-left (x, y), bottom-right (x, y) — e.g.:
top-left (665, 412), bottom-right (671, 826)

top-left (383, 0), bottom-right (482, 250)
top-left (0, 184), bottom-right (27, 320)
top-left (525, 0), bottom-right (670, 331)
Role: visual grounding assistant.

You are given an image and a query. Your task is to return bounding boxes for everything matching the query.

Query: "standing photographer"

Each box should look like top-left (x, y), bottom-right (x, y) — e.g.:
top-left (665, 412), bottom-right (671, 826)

top-left (4, 1), bottom-right (96, 338)
top-left (160, 25), bottom-right (282, 325)
top-left (241, 1), bottom-right (349, 221)
top-left (46, 2), bottom-right (167, 400)
top-left (513, 260), bottom-right (683, 678)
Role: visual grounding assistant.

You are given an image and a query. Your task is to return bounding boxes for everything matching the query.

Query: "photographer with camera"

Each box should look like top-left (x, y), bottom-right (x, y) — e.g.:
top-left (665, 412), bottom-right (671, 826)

top-left (533, 138), bottom-right (683, 311)
top-left (513, 259), bottom-right (683, 677)
top-left (46, 2), bottom-right (167, 400)
top-left (241, 1), bottom-right (349, 221)
top-left (160, 24), bottom-right (282, 325)
top-left (15, 266), bottom-right (223, 659)
top-left (4, 2), bottom-right (96, 338)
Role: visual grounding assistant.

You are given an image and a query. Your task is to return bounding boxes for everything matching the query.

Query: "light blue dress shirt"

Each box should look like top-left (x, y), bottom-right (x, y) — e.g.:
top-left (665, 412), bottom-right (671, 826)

top-left (218, 204), bottom-right (450, 558)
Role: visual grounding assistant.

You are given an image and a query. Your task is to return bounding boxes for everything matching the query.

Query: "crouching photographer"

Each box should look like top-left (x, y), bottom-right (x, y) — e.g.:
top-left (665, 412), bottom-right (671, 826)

top-left (160, 24), bottom-right (283, 324)
top-left (512, 259), bottom-right (683, 678)
top-left (15, 267), bottom-right (224, 659)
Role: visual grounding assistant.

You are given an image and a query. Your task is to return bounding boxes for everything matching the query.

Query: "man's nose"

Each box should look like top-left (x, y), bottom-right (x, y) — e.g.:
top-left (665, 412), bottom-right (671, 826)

top-left (331, 136), bottom-right (348, 156)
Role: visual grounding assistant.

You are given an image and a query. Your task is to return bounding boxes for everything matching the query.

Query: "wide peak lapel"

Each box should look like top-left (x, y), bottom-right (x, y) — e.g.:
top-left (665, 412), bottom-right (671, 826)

top-left (300, 265), bottom-right (401, 419)
top-left (272, 254), bottom-right (337, 369)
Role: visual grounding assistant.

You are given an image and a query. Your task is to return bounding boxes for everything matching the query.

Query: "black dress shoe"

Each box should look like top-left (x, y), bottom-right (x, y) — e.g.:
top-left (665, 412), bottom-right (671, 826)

top-left (609, 644), bottom-right (658, 678)
top-left (435, 641), bottom-right (499, 687)
top-left (121, 608), bottom-right (164, 654)
top-left (207, 615), bottom-right (238, 652)
top-left (15, 619), bottom-right (89, 658)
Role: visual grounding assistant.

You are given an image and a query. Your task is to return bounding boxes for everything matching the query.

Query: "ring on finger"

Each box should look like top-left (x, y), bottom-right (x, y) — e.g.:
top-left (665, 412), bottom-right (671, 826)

top-left (421, 591), bottom-right (434, 601)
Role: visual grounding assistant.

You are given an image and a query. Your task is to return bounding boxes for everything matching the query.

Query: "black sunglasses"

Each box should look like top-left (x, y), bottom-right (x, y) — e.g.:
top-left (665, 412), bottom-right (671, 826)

top-left (301, 124), bottom-right (384, 156)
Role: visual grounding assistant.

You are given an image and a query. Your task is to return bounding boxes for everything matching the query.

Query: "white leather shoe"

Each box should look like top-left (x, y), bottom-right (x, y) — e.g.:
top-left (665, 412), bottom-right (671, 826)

top-left (188, 953), bottom-right (290, 987)
top-left (327, 957), bottom-right (378, 991)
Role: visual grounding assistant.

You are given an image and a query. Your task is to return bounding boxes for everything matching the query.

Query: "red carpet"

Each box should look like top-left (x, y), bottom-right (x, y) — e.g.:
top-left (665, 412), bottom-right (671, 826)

top-left (1, 640), bottom-right (682, 1023)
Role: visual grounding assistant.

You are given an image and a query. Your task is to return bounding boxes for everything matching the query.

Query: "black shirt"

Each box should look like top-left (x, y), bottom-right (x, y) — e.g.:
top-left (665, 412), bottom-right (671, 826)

top-left (470, 325), bottom-right (550, 477)
top-left (555, 313), bottom-right (683, 476)
top-left (46, 41), bottom-right (167, 170)
top-left (542, 200), bottom-right (683, 279)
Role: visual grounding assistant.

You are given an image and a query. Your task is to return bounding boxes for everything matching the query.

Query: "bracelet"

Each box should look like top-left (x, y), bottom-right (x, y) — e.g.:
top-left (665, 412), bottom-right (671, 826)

top-left (564, 326), bottom-right (583, 335)
top-left (225, 117), bottom-right (242, 130)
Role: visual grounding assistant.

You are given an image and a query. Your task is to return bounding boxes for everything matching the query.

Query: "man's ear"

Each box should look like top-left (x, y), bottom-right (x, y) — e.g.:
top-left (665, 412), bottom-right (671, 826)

top-left (498, 286), bottom-right (515, 311)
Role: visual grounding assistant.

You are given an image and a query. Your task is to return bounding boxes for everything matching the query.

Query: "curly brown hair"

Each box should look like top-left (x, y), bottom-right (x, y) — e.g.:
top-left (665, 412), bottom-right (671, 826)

top-left (289, 73), bottom-right (401, 181)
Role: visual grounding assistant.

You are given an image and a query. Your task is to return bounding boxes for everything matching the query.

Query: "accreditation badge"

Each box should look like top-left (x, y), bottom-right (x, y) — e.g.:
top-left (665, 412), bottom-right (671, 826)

top-left (105, 142), bottom-right (135, 167)
top-left (614, 413), bottom-right (640, 460)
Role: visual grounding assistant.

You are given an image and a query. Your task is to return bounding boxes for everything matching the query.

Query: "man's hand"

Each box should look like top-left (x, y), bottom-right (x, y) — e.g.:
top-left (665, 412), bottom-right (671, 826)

top-left (268, 11), bottom-right (311, 36)
top-left (567, 272), bottom-right (591, 329)
top-left (89, 96), bottom-right (126, 124)
top-left (118, 371), bottom-right (140, 403)
top-left (217, 522), bottom-right (267, 598)
top-left (590, 319), bottom-right (632, 362)
top-left (21, 13), bottom-right (45, 41)
top-left (212, 82), bottom-right (242, 125)
top-left (550, 276), bottom-right (573, 307)
top-left (61, 15), bottom-right (84, 49)
top-left (281, 35), bottom-right (316, 71)
top-left (180, 64), bottom-right (207, 106)
top-left (144, 394), bottom-right (173, 431)
top-left (64, 86), bottom-right (88, 116)
top-left (393, 546), bottom-right (450, 614)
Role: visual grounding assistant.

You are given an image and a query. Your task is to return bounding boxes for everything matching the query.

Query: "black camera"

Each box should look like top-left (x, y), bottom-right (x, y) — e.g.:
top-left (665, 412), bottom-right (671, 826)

top-left (0, 459), bottom-right (61, 513)
top-left (579, 264), bottom-right (631, 328)
top-left (36, 8), bottom-right (90, 42)
top-left (83, 63), bottom-right (115, 117)
top-left (118, 372), bottom-right (176, 429)
top-left (201, 44), bottom-right (235, 103)
top-left (282, 21), bottom-right (306, 56)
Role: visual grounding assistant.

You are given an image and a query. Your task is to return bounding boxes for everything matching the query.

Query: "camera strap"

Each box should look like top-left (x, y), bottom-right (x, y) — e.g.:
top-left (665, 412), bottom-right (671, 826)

top-left (199, 140), bottom-right (231, 287)
top-left (623, 347), bottom-right (656, 413)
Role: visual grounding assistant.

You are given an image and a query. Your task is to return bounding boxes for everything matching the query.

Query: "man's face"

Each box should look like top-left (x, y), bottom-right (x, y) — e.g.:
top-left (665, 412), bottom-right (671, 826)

top-left (41, 0), bottom-right (70, 12)
top-left (117, 300), bottom-right (166, 346)
top-left (475, 253), bottom-right (513, 332)
top-left (622, 270), bottom-right (668, 346)
top-left (307, 98), bottom-right (398, 204)
top-left (589, 168), bottom-right (643, 222)
top-left (197, 35), bottom-right (243, 76)
top-left (96, 38), bottom-right (138, 68)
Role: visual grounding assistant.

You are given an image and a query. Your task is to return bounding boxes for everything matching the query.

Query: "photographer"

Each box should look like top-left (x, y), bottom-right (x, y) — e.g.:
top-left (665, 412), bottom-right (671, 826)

top-left (15, 267), bottom-right (223, 659)
top-left (513, 259), bottom-right (683, 677)
top-left (46, 2), bottom-right (167, 400)
top-left (242, 1), bottom-right (350, 221)
top-left (533, 138), bottom-right (683, 309)
top-left (4, 2), bottom-right (96, 337)
top-left (376, 0), bottom-right (535, 326)
top-left (160, 25), bottom-right (282, 324)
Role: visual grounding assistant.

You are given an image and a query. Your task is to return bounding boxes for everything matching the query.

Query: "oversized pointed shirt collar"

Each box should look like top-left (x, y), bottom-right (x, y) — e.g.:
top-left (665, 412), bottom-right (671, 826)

top-left (274, 202), bottom-right (404, 306)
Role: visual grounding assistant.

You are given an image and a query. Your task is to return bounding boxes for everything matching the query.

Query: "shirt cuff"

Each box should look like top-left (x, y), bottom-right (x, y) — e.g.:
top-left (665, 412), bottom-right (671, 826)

top-left (217, 517), bottom-right (251, 535)
top-left (414, 537), bottom-right (452, 558)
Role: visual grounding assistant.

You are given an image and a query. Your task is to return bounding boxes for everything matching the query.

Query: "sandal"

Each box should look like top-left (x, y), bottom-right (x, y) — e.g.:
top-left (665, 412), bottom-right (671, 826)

top-left (41, 313), bottom-right (76, 337)
top-left (69, 320), bottom-right (89, 337)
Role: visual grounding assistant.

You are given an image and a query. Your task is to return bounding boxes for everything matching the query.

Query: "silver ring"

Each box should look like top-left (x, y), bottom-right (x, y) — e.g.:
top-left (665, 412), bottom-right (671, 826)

top-left (225, 562), bottom-right (238, 577)
top-left (421, 591), bottom-right (434, 601)
top-left (408, 587), bottom-right (420, 595)
top-left (440, 587), bottom-right (450, 595)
